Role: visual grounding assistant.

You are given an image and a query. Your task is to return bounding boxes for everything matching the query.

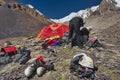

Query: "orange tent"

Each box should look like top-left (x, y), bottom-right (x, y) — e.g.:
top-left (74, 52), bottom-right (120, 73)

top-left (36, 23), bottom-right (69, 40)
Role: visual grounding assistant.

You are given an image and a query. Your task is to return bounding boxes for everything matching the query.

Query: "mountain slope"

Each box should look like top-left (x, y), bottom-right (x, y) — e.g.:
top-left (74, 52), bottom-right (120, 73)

top-left (85, 0), bottom-right (120, 31)
top-left (0, 0), bottom-right (120, 80)
top-left (0, 0), bottom-right (53, 39)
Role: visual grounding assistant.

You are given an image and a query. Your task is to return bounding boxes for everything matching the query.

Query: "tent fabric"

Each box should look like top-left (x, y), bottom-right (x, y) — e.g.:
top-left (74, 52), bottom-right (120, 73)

top-left (36, 23), bottom-right (69, 40)
top-left (46, 39), bottom-right (60, 46)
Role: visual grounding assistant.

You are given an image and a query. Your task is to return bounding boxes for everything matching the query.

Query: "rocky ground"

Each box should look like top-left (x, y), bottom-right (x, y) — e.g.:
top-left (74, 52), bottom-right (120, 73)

top-left (0, 25), bottom-right (120, 80)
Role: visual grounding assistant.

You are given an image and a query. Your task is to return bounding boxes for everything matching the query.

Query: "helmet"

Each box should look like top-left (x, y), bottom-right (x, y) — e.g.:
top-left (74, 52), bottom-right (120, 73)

top-left (78, 54), bottom-right (94, 68)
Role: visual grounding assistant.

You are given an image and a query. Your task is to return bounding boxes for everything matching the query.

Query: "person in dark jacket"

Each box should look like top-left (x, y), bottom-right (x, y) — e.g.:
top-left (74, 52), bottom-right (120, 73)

top-left (79, 27), bottom-right (90, 47)
top-left (68, 17), bottom-right (85, 48)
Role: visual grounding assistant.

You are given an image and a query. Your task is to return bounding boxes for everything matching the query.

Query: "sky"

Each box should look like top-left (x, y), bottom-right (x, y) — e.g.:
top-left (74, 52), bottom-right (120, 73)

top-left (18, 0), bottom-right (101, 19)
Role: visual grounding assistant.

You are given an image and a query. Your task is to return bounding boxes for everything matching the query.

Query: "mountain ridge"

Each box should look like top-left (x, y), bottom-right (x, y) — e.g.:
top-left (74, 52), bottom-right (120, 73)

top-left (51, 0), bottom-right (120, 23)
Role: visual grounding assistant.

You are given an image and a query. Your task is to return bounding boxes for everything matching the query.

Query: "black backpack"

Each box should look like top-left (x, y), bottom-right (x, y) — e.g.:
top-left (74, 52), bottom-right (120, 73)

top-left (45, 62), bottom-right (54, 71)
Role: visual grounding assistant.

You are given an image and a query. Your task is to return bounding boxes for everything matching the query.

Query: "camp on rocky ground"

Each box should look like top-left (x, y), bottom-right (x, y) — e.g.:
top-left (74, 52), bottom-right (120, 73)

top-left (0, 0), bottom-right (120, 80)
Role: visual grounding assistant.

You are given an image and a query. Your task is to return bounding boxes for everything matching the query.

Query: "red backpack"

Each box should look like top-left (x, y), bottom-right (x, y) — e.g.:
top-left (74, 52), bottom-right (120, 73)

top-left (1, 46), bottom-right (17, 54)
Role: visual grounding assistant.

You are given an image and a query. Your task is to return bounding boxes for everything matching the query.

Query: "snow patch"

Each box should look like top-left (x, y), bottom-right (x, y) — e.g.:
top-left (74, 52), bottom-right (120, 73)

top-left (115, 0), bottom-right (120, 7)
top-left (106, 0), bottom-right (113, 3)
top-left (35, 9), bottom-right (43, 15)
top-left (106, 0), bottom-right (109, 2)
top-left (27, 4), bottom-right (34, 9)
top-left (51, 5), bottom-right (99, 23)
top-left (26, 4), bottom-right (43, 15)
top-left (91, 6), bottom-right (99, 12)
top-left (106, 0), bottom-right (120, 7)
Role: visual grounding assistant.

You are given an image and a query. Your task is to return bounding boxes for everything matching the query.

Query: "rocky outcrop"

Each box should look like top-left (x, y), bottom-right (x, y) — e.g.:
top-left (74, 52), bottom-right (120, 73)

top-left (84, 0), bottom-right (120, 32)
top-left (0, 0), bottom-right (6, 6)
top-left (87, 0), bottom-right (120, 16)
top-left (97, 0), bottom-right (118, 15)
top-left (4, 1), bottom-right (51, 23)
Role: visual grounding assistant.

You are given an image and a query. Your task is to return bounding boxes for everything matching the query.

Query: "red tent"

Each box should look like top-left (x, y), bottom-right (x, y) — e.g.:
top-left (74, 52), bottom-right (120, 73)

top-left (36, 23), bottom-right (69, 40)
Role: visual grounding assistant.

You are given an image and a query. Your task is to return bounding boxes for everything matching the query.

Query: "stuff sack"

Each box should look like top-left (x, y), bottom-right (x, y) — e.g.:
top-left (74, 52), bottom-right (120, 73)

top-left (45, 62), bottom-right (54, 71)
top-left (24, 64), bottom-right (36, 78)
top-left (13, 53), bottom-right (23, 62)
top-left (86, 38), bottom-right (103, 49)
top-left (18, 49), bottom-right (31, 64)
top-left (36, 67), bottom-right (46, 77)
top-left (1, 46), bottom-right (17, 55)
top-left (0, 56), bottom-right (13, 65)
top-left (19, 56), bottom-right (31, 64)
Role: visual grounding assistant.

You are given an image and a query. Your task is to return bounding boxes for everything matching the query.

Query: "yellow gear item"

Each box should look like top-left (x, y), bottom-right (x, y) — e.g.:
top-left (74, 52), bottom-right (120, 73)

top-left (15, 45), bottom-right (25, 50)
top-left (45, 35), bottom-right (60, 41)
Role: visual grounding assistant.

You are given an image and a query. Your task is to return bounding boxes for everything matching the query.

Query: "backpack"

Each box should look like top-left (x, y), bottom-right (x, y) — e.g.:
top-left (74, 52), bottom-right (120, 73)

top-left (14, 48), bottom-right (31, 64)
top-left (45, 62), bottom-right (54, 71)
top-left (86, 38), bottom-right (103, 49)
top-left (1, 46), bottom-right (17, 56)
